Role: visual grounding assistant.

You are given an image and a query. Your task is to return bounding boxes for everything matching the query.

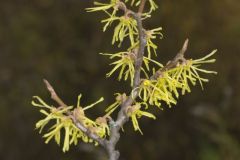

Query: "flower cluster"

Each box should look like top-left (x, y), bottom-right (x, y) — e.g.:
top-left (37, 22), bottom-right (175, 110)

top-left (33, 0), bottom-right (218, 154)
top-left (101, 51), bottom-right (136, 86)
top-left (32, 94), bottom-right (108, 152)
top-left (126, 103), bottom-right (156, 134)
top-left (138, 50), bottom-right (217, 108)
top-left (88, 0), bottom-right (164, 86)
top-left (105, 93), bottom-right (127, 114)
top-left (111, 16), bottom-right (138, 46)
top-left (87, 0), bottom-right (138, 47)
top-left (101, 50), bottom-right (163, 86)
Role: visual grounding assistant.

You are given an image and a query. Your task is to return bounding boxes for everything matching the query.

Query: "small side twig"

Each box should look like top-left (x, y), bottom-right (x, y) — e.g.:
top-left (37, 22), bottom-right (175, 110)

top-left (151, 39), bottom-right (189, 80)
top-left (43, 79), bottom-right (106, 147)
top-left (138, 0), bottom-right (147, 14)
top-left (43, 79), bottom-right (67, 107)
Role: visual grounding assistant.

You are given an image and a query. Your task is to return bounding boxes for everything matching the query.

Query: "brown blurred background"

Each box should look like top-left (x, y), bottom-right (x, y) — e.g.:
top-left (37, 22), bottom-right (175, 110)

top-left (0, 0), bottom-right (239, 160)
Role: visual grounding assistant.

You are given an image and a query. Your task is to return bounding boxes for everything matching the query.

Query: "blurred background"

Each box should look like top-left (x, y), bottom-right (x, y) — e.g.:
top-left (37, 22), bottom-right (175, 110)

top-left (0, 0), bottom-right (239, 160)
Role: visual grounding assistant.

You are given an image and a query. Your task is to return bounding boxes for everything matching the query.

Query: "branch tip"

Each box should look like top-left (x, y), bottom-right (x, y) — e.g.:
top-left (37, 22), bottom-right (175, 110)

top-left (179, 38), bottom-right (189, 56)
top-left (43, 79), bottom-right (54, 93)
top-left (43, 79), bottom-right (67, 107)
top-left (183, 38), bottom-right (189, 52)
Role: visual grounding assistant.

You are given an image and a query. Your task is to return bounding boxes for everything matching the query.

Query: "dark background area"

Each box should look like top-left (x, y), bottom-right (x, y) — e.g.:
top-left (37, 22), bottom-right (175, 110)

top-left (0, 0), bottom-right (239, 160)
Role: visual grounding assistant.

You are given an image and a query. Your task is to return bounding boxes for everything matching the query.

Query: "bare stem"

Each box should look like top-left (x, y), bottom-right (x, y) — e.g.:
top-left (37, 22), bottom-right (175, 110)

top-left (151, 39), bottom-right (189, 80)
top-left (43, 79), bottom-right (67, 107)
top-left (138, 0), bottom-right (147, 14)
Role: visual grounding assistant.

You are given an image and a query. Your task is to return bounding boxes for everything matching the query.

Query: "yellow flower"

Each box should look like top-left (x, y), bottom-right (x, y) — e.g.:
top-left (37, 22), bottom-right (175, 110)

top-left (111, 16), bottom-right (138, 46)
top-left (105, 93), bottom-right (127, 115)
top-left (101, 51), bottom-right (136, 86)
top-left (148, 0), bottom-right (158, 13)
top-left (32, 94), bottom-right (104, 152)
top-left (191, 49), bottom-right (217, 88)
top-left (124, 0), bottom-right (158, 13)
top-left (145, 27), bottom-right (163, 58)
top-left (86, 0), bottom-right (119, 12)
top-left (95, 117), bottom-right (110, 138)
top-left (126, 103), bottom-right (156, 134)
top-left (137, 50), bottom-right (217, 109)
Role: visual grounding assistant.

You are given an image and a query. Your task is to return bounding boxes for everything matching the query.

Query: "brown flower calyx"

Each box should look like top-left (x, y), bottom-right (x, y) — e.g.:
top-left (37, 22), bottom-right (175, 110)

top-left (128, 48), bottom-right (138, 61)
top-left (73, 107), bottom-right (85, 122)
top-left (115, 93), bottom-right (127, 103)
top-left (96, 117), bottom-right (107, 125)
top-left (88, 126), bottom-right (98, 134)
top-left (125, 103), bottom-right (141, 116)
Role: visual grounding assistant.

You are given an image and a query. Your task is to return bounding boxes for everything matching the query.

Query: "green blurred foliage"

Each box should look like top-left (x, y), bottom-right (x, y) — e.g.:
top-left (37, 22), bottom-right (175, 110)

top-left (0, 0), bottom-right (239, 159)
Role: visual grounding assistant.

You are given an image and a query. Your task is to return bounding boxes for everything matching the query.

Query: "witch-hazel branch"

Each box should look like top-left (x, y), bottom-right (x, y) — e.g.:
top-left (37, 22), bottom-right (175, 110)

top-left (33, 0), bottom-right (217, 159)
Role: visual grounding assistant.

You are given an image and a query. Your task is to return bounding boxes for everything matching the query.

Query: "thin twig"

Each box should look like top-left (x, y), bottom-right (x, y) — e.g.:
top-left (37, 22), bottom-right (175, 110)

top-left (138, 0), bottom-right (147, 14)
top-left (132, 13), bottom-right (147, 88)
top-left (43, 79), bottom-right (106, 147)
top-left (72, 117), bottom-right (105, 146)
top-left (43, 79), bottom-right (67, 107)
top-left (150, 39), bottom-right (189, 80)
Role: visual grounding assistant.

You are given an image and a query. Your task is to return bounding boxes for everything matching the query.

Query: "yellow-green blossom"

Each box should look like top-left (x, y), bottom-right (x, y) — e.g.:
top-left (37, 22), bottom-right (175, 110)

top-left (148, 0), bottom-right (158, 13)
top-left (111, 16), bottom-right (138, 46)
top-left (101, 51), bottom-right (136, 86)
top-left (95, 117), bottom-right (110, 138)
top-left (105, 93), bottom-right (127, 114)
top-left (126, 103), bottom-right (156, 134)
top-left (138, 77), bottom-right (177, 109)
top-left (138, 50), bottom-right (217, 109)
top-left (167, 50), bottom-right (217, 94)
top-left (101, 9), bottom-right (119, 31)
top-left (86, 0), bottom-right (119, 12)
top-left (149, 74), bottom-right (178, 107)
top-left (145, 27), bottom-right (163, 58)
top-left (125, 0), bottom-right (158, 13)
top-left (32, 94), bottom-right (105, 152)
